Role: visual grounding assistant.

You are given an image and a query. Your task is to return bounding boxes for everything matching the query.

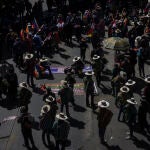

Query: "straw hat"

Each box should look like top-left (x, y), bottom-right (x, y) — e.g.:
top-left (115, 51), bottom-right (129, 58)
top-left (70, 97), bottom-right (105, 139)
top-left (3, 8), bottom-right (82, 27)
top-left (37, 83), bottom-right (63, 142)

top-left (24, 53), bottom-right (33, 60)
top-left (127, 97), bottom-right (137, 105)
top-left (144, 76), bottom-right (150, 83)
top-left (125, 79), bottom-right (136, 86)
top-left (56, 113), bottom-right (68, 120)
top-left (81, 37), bottom-right (86, 42)
top-left (45, 96), bottom-right (55, 103)
top-left (85, 71), bottom-right (94, 76)
top-left (41, 105), bottom-right (51, 114)
top-left (39, 57), bottom-right (48, 62)
top-left (92, 54), bottom-right (100, 60)
top-left (120, 86), bottom-right (130, 93)
top-left (98, 100), bottom-right (110, 108)
top-left (115, 29), bottom-right (121, 33)
top-left (73, 56), bottom-right (80, 62)
top-left (19, 82), bottom-right (28, 88)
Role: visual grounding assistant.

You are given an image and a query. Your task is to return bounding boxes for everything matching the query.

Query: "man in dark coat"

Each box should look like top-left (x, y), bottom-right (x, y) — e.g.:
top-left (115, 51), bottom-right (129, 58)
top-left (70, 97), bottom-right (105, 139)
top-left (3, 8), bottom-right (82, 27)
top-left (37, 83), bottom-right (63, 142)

top-left (18, 106), bottom-right (36, 149)
top-left (80, 38), bottom-right (88, 61)
top-left (83, 71), bottom-right (95, 109)
top-left (58, 80), bottom-right (73, 117)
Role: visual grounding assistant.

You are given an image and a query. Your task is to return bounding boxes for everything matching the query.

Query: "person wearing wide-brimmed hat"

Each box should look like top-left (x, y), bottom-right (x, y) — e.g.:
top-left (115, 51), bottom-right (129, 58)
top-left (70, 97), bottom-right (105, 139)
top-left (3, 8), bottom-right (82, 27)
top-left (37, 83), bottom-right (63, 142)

top-left (18, 82), bottom-right (32, 108)
top-left (39, 104), bottom-right (54, 147)
top-left (125, 98), bottom-right (137, 139)
top-left (143, 76), bottom-right (150, 104)
top-left (71, 56), bottom-right (84, 77)
top-left (97, 100), bottom-right (113, 144)
top-left (52, 112), bottom-right (70, 150)
top-left (58, 80), bottom-right (73, 117)
top-left (138, 95), bottom-right (150, 133)
top-left (79, 37), bottom-right (88, 61)
top-left (17, 106), bottom-right (36, 149)
top-left (117, 86), bottom-right (130, 121)
top-left (83, 71), bottom-right (95, 109)
top-left (92, 54), bottom-right (104, 87)
top-left (125, 79), bottom-right (136, 97)
top-left (24, 53), bottom-right (35, 87)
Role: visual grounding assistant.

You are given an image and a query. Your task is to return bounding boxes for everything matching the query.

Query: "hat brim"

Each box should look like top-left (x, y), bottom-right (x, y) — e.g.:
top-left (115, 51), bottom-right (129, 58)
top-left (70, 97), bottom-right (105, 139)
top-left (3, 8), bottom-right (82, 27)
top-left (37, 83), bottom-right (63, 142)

top-left (19, 82), bottom-right (28, 88)
top-left (98, 100), bottom-right (110, 108)
top-left (144, 78), bottom-right (150, 83)
top-left (24, 54), bottom-right (34, 60)
top-left (45, 97), bottom-right (55, 103)
top-left (85, 71), bottom-right (94, 75)
top-left (41, 105), bottom-right (51, 114)
top-left (120, 87), bottom-right (129, 93)
top-left (127, 99), bottom-right (137, 105)
top-left (40, 58), bottom-right (48, 62)
top-left (73, 57), bottom-right (80, 62)
top-left (93, 56), bottom-right (100, 60)
top-left (56, 114), bottom-right (68, 120)
top-left (125, 81), bottom-right (136, 86)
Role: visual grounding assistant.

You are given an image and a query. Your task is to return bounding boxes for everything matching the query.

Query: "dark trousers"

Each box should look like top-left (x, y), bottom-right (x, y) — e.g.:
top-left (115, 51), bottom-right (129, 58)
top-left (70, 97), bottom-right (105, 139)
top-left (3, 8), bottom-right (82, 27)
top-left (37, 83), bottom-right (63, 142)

top-left (27, 73), bottom-right (34, 86)
top-left (128, 120), bottom-right (135, 136)
top-left (42, 130), bottom-right (51, 146)
top-left (118, 104), bottom-right (126, 121)
top-left (80, 49), bottom-right (86, 61)
top-left (55, 140), bottom-right (65, 150)
top-left (61, 103), bottom-right (70, 116)
top-left (95, 72), bottom-right (101, 87)
top-left (86, 92), bottom-right (94, 108)
top-left (138, 62), bottom-right (145, 77)
top-left (99, 127), bottom-right (106, 143)
top-left (22, 130), bottom-right (35, 146)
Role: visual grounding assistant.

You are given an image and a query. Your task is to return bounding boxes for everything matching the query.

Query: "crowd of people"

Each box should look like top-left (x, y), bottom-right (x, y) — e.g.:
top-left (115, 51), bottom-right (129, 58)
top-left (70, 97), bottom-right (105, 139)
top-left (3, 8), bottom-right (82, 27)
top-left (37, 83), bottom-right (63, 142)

top-left (0, 0), bottom-right (150, 149)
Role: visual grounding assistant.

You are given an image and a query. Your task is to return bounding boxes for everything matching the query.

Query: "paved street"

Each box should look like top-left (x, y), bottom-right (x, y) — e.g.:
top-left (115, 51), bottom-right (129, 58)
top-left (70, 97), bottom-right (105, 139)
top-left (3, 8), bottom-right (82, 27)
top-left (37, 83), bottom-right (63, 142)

top-left (0, 1), bottom-right (150, 150)
top-left (0, 36), bottom-right (150, 150)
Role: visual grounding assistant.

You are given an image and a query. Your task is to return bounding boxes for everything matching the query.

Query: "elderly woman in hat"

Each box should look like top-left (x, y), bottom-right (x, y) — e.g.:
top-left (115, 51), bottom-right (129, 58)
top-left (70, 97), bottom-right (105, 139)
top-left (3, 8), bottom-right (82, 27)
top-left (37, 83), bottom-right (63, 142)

top-left (125, 79), bottom-right (136, 97)
top-left (125, 98), bottom-right (137, 139)
top-left (97, 100), bottom-right (113, 144)
top-left (52, 113), bottom-right (70, 150)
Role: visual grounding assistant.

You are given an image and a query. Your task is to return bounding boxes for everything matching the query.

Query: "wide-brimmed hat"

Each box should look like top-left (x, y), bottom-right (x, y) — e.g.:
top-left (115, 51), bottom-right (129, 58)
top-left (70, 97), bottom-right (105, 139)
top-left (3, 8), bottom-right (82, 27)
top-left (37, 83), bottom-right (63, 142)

top-left (73, 56), bottom-right (80, 62)
top-left (56, 112), bottom-right (68, 120)
top-left (120, 71), bottom-right (127, 78)
top-left (144, 77), bottom-right (150, 83)
top-left (137, 21), bottom-right (143, 25)
top-left (115, 29), bottom-right (121, 33)
top-left (125, 79), bottom-right (136, 86)
top-left (98, 100), bottom-right (110, 108)
top-left (39, 57), bottom-right (48, 62)
top-left (19, 82), bottom-right (28, 88)
top-left (120, 86), bottom-right (130, 93)
top-left (41, 105), bottom-right (51, 114)
top-left (92, 54), bottom-right (100, 60)
top-left (127, 97), bottom-right (137, 105)
top-left (81, 37), bottom-right (86, 42)
top-left (24, 53), bottom-right (33, 60)
top-left (45, 96), bottom-right (55, 103)
top-left (85, 71), bottom-right (94, 76)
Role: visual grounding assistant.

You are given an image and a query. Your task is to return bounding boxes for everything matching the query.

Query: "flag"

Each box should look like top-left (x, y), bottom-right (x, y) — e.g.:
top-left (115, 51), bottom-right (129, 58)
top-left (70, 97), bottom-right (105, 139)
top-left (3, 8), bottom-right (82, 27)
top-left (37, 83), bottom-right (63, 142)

top-left (20, 29), bottom-right (25, 40)
top-left (32, 18), bottom-right (39, 31)
top-left (26, 25), bottom-right (29, 34)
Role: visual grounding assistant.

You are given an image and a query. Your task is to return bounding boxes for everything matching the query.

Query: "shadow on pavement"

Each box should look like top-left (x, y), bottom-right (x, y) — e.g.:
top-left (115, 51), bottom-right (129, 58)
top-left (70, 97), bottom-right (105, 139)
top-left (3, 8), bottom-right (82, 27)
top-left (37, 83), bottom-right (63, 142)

top-left (50, 60), bottom-right (63, 65)
top-left (58, 52), bottom-right (71, 60)
top-left (132, 136), bottom-right (150, 150)
top-left (68, 116), bottom-right (85, 129)
top-left (73, 104), bottom-right (87, 112)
